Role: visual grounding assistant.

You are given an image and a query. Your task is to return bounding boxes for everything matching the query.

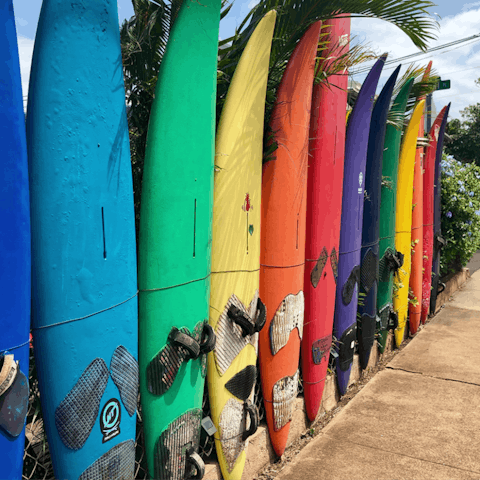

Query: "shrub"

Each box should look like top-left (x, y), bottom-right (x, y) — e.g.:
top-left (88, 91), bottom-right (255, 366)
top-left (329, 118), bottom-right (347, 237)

top-left (440, 154), bottom-right (480, 276)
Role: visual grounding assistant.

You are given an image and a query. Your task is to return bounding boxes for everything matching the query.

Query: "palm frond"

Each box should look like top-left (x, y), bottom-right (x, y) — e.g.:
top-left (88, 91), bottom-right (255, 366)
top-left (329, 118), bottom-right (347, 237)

top-left (217, 0), bottom-right (438, 149)
top-left (314, 28), bottom-right (377, 88)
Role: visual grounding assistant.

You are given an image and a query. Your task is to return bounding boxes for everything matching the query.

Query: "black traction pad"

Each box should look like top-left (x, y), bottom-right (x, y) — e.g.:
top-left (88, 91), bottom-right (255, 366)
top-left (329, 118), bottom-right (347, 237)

top-left (358, 313), bottom-right (376, 370)
top-left (360, 249), bottom-right (378, 295)
top-left (55, 358), bottom-right (109, 450)
top-left (0, 368), bottom-right (29, 438)
top-left (430, 273), bottom-right (439, 315)
top-left (147, 321), bottom-right (207, 397)
top-left (312, 335), bottom-right (332, 365)
top-left (110, 346), bottom-right (138, 417)
top-left (331, 247), bottom-right (338, 283)
top-left (338, 325), bottom-right (357, 372)
top-left (310, 247), bottom-right (329, 288)
top-left (154, 409), bottom-right (202, 480)
top-left (378, 304), bottom-right (391, 331)
top-left (78, 439), bottom-right (135, 480)
top-left (225, 365), bottom-right (257, 401)
top-left (342, 265), bottom-right (360, 306)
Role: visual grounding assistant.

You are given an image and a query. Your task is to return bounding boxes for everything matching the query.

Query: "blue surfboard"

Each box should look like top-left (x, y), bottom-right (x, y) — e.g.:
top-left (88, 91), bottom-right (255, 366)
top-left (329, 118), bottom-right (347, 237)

top-left (357, 66), bottom-right (400, 370)
top-left (26, 1), bottom-right (138, 478)
top-left (0, 2), bottom-right (31, 478)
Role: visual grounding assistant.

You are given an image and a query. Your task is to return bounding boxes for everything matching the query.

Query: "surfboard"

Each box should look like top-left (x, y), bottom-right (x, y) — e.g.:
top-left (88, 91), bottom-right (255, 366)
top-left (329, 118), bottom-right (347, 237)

top-left (27, 1), bottom-right (138, 478)
top-left (302, 17), bottom-right (350, 423)
top-left (430, 103), bottom-right (451, 315)
top-left (259, 21), bottom-right (321, 457)
top-left (376, 78), bottom-right (414, 353)
top-left (138, 1), bottom-right (221, 478)
top-left (408, 62), bottom-right (432, 335)
top-left (333, 55), bottom-right (386, 395)
top-left (0, 2), bottom-right (31, 478)
top-left (357, 66), bottom-right (400, 370)
top-left (393, 100), bottom-right (426, 347)
top-left (421, 105), bottom-right (449, 324)
top-left (207, 11), bottom-right (276, 480)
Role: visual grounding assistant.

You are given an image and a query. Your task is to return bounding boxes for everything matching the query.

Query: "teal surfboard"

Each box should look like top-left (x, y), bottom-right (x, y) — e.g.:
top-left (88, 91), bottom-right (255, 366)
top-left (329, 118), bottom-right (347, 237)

top-left (138, 1), bottom-right (221, 478)
top-left (27, 1), bottom-right (138, 478)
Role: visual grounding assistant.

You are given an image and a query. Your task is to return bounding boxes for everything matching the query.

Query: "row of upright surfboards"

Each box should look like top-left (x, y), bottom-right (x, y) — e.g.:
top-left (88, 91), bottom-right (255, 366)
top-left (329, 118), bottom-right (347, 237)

top-left (0, 1), bottom-right (451, 480)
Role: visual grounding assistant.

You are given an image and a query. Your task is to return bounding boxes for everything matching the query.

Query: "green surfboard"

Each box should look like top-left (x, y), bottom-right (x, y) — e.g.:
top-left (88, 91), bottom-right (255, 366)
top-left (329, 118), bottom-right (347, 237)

top-left (376, 78), bottom-right (414, 353)
top-left (138, 1), bottom-right (221, 478)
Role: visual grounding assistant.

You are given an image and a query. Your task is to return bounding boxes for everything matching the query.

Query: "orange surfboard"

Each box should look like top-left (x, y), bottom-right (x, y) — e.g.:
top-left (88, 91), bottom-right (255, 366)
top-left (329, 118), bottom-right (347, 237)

top-left (259, 21), bottom-right (321, 457)
top-left (409, 61), bottom-right (432, 334)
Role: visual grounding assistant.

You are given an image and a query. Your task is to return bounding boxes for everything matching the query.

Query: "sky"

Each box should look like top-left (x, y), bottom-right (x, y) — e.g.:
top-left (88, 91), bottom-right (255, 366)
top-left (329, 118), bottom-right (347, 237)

top-left (12, 0), bottom-right (480, 120)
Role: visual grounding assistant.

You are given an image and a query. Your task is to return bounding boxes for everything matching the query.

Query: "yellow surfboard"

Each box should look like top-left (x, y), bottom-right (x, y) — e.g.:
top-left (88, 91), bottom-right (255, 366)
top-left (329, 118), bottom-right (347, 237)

top-left (393, 99), bottom-right (425, 347)
top-left (208, 11), bottom-right (276, 480)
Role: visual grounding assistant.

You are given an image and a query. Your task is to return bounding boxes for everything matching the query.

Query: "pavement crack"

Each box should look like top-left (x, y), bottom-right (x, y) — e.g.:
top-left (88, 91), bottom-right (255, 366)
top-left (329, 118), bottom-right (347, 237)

top-left (334, 435), bottom-right (480, 475)
top-left (386, 366), bottom-right (480, 387)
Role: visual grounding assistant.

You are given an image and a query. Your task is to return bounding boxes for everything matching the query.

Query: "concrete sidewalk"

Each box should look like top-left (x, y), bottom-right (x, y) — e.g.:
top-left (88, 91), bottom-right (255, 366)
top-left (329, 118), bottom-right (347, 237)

top-left (276, 270), bottom-right (480, 480)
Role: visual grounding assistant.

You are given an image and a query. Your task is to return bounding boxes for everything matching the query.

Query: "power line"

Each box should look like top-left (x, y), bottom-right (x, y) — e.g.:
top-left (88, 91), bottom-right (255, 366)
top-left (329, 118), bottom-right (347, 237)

top-left (351, 33), bottom-right (480, 75)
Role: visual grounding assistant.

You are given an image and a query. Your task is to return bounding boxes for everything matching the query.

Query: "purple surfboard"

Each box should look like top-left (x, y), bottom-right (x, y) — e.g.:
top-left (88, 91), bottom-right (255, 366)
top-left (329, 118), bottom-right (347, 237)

top-left (333, 55), bottom-right (386, 395)
top-left (430, 103), bottom-right (451, 314)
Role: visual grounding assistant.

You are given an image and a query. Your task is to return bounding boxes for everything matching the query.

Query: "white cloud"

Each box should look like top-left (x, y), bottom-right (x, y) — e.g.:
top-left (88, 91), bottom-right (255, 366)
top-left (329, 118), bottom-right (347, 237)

top-left (350, 6), bottom-right (480, 120)
top-left (17, 35), bottom-right (34, 102)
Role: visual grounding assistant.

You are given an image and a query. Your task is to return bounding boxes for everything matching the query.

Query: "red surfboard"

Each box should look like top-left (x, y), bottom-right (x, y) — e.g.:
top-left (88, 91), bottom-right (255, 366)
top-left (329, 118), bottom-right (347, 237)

top-left (421, 106), bottom-right (448, 324)
top-left (409, 61), bottom-right (432, 334)
top-left (259, 21), bottom-right (321, 457)
top-left (301, 17), bottom-right (350, 422)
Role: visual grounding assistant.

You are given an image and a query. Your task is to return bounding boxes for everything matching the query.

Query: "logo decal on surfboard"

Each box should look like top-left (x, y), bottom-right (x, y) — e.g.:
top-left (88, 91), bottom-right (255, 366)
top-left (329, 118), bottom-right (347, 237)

top-left (358, 172), bottom-right (363, 194)
top-left (100, 398), bottom-right (121, 443)
top-left (242, 193), bottom-right (254, 252)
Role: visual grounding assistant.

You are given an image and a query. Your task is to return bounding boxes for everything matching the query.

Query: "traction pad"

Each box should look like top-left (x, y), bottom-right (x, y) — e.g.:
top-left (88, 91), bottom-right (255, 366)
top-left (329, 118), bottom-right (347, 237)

top-left (0, 356), bottom-right (29, 438)
top-left (360, 249), bottom-right (378, 295)
top-left (225, 365), bottom-right (257, 402)
top-left (272, 370), bottom-right (299, 431)
top-left (147, 321), bottom-right (207, 396)
top-left (331, 247), bottom-right (338, 283)
top-left (358, 314), bottom-right (376, 369)
top-left (78, 439), bottom-right (135, 480)
top-left (55, 358), bottom-right (109, 450)
top-left (218, 399), bottom-right (250, 473)
top-left (379, 248), bottom-right (404, 282)
top-left (310, 247), bottom-right (329, 288)
top-left (269, 292), bottom-right (304, 355)
top-left (214, 291), bottom-right (260, 376)
top-left (154, 409), bottom-right (203, 480)
top-left (341, 266), bottom-right (360, 306)
top-left (110, 346), bottom-right (138, 417)
top-left (338, 325), bottom-right (356, 372)
top-left (312, 335), bottom-right (332, 365)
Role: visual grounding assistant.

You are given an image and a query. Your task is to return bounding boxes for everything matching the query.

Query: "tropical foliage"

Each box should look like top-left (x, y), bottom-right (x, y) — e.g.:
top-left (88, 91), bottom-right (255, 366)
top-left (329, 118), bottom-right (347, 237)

top-left (445, 103), bottom-right (480, 166)
top-left (121, 0), bottom-right (439, 221)
top-left (440, 154), bottom-right (480, 276)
